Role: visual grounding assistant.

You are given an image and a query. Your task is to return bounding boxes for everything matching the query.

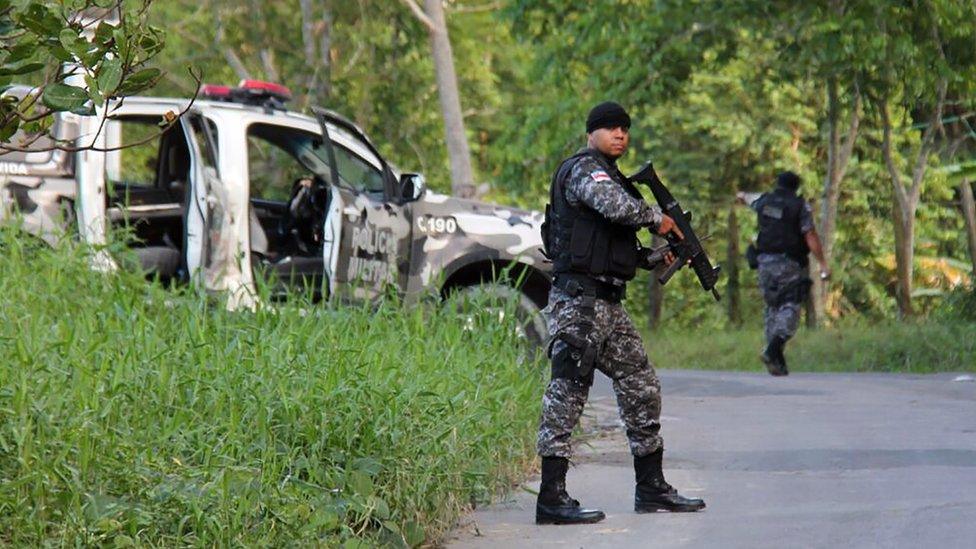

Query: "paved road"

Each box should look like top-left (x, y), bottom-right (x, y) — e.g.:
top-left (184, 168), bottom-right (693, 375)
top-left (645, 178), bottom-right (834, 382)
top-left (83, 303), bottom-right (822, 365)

top-left (447, 370), bottom-right (976, 549)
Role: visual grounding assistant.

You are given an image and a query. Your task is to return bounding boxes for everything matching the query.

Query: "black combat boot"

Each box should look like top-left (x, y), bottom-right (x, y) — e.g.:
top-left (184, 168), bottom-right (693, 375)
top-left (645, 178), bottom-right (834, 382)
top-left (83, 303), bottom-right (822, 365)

top-left (535, 456), bottom-right (606, 525)
top-left (634, 449), bottom-right (706, 513)
top-left (761, 336), bottom-right (789, 376)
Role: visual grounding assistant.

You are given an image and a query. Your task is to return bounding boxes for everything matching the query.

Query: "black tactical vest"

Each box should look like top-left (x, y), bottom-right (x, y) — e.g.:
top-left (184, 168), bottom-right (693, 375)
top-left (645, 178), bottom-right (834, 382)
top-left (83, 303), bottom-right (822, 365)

top-left (755, 187), bottom-right (809, 264)
top-left (541, 150), bottom-right (640, 280)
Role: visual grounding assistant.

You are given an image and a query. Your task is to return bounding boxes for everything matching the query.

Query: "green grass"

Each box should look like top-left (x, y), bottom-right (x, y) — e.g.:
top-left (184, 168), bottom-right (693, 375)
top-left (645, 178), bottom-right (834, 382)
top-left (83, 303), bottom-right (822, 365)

top-left (649, 321), bottom-right (976, 373)
top-left (0, 227), bottom-right (546, 547)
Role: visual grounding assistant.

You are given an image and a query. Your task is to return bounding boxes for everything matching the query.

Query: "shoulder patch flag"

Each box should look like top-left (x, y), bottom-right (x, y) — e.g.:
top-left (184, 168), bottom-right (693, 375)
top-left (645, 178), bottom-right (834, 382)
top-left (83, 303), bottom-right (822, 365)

top-left (591, 170), bottom-right (612, 183)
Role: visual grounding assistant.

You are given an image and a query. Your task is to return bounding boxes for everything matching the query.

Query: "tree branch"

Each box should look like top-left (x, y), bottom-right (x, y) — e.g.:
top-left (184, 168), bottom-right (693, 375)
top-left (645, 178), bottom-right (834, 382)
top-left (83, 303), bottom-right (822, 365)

top-left (400, 0), bottom-right (436, 32)
top-left (836, 83), bottom-right (861, 178)
top-left (879, 98), bottom-right (910, 212)
top-left (0, 69), bottom-right (202, 154)
top-left (214, 8), bottom-right (250, 80)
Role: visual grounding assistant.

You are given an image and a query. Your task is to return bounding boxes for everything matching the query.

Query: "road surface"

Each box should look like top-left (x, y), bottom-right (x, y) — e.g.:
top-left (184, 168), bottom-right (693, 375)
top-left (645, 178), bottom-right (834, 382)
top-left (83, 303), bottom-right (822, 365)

top-left (448, 369), bottom-right (976, 548)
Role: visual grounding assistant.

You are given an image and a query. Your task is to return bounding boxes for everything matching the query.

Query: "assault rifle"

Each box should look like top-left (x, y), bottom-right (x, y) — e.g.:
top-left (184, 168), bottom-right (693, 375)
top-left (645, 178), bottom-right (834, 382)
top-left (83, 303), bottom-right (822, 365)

top-left (629, 163), bottom-right (722, 301)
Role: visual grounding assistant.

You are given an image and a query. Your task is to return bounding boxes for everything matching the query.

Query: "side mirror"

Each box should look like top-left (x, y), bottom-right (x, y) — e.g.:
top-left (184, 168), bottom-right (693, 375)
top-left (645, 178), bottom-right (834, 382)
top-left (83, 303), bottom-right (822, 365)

top-left (399, 173), bottom-right (426, 202)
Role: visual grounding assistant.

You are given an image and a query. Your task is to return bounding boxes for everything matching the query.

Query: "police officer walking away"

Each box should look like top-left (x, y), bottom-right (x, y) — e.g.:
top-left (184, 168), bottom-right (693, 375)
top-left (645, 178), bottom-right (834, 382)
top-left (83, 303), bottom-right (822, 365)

top-left (742, 171), bottom-right (830, 376)
top-left (536, 101), bottom-right (706, 525)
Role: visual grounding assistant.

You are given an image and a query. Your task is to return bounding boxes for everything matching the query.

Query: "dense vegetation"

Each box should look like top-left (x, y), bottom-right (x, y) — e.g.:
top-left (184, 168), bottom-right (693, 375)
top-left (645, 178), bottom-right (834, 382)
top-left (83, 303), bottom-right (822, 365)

top-left (137, 0), bottom-right (976, 328)
top-left (0, 227), bottom-right (545, 546)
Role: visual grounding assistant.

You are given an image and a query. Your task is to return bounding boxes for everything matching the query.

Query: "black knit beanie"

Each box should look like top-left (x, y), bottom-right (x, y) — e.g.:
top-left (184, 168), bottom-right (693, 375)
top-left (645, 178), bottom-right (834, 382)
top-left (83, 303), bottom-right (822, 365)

top-left (776, 171), bottom-right (801, 191)
top-left (586, 101), bottom-right (631, 133)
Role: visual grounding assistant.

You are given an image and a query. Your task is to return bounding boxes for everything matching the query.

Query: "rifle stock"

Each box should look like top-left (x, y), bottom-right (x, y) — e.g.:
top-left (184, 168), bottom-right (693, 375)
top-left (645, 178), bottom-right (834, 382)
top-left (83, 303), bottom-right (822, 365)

top-left (629, 162), bottom-right (722, 301)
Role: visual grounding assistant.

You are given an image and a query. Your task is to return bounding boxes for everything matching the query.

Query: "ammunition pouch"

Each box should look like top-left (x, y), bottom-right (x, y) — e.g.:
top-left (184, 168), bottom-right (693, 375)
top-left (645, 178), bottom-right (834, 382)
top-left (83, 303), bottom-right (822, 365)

top-left (566, 211), bottom-right (639, 280)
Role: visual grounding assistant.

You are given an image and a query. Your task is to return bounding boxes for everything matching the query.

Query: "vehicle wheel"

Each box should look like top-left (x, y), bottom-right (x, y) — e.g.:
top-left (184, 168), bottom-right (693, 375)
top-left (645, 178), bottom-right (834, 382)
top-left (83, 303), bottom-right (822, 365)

top-left (453, 283), bottom-right (549, 349)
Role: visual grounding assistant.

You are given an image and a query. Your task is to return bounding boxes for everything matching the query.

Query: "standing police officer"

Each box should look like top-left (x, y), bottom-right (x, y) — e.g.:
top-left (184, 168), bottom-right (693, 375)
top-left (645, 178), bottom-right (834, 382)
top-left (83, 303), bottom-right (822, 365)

top-left (742, 171), bottom-right (830, 376)
top-left (536, 101), bottom-right (706, 525)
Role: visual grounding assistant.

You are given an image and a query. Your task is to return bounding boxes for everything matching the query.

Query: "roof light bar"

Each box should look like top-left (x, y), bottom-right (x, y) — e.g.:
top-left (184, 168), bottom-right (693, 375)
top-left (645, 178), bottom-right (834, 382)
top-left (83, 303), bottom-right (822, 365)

top-left (238, 80), bottom-right (292, 101)
top-left (198, 80), bottom-right (292, 108)
top-left (200, 84), bottom-right (233, 100)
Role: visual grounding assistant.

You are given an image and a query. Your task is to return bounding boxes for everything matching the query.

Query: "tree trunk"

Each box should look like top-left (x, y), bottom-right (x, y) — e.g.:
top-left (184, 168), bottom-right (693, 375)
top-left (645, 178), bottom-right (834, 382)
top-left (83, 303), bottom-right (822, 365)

top-left (726, 204), bottom-right (742, 326)
top-left (299, 0), bottom-right (332, 106)
top-left (878, 89), bottom-right (943, 318)
top-left (892, 199), bottom-right (916, 317)
top-left (960, 178), bottom-right (976, 276)
top-left (647, 235), bottom-right (665, 331)
top-left (422, 0), bottom-right (477, 198)
top-left (816, 77), bottom-right (860, 323)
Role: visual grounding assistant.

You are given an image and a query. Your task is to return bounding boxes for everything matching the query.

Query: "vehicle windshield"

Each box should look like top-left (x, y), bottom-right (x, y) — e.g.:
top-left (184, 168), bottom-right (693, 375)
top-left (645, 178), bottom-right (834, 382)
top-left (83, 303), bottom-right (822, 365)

top-left (248, 123), bottom-right (386, 196)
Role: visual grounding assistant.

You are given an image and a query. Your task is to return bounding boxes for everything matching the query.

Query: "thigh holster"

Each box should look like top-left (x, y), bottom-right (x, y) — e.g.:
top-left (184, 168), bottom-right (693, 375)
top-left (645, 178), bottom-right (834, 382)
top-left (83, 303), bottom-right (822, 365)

top-left (551, 331), bottom-right (597, 382)
top-left (768, 277), bottom-right (812, 307)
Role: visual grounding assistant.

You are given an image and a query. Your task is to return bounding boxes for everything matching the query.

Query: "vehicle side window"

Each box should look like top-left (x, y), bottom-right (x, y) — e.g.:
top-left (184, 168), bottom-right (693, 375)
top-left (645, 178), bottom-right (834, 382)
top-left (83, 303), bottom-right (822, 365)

top-left (189, 116), bottom-right (219, 173)
top-left (332, 144), bottom-right (386, 195)
top-left (247, 123), bottom-right (316, 202)
top-left (104, 117), bottom-right (162, 190)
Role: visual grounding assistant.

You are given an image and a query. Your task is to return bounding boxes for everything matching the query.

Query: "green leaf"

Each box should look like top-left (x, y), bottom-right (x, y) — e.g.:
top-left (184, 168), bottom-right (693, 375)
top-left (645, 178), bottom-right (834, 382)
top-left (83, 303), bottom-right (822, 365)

top-left (3, 43), bottom-right (36, 65)
top-left (18, 3), bottom-right (61, 36)
top-left (113, 28), bottom-right (128, 59)
top-left (0, 117), bottom-right (20, 143)
top-left (85, 75), bottom-right (103, 107)
top-left (41, 83), bottom-right (89, 112)
top-left (59, 28), bottom-right (79, 52)
top-left (403, 520), bottom-right (425, 547)
top-left (94, 21), bottom-right (116, 47)
top-left (116, 68), bottom-right (161, 94)
top-left (351, 457), bottom-right (383, 476)
top-left (345, 470), bottom-right (373, 496)
top-left (97, 58), bottom-right (122, 95)
top-left (311, 509), bottom-right (339, 531)
top-left (47, 45), bottom-right (73, 63)
top-left (370, 496), bottom-right (390, 520)
top-left (0, 62), bottom-right (45, 77)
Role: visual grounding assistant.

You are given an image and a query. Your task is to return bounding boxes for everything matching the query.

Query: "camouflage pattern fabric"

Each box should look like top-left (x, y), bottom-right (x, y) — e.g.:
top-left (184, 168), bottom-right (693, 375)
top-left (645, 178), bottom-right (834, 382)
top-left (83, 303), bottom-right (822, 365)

top-left (564, 151), bottom-right (662, 228)
top-left (537, 286), bottom-right (663, 458)
top-left (757, 253), bottom-right (805, 344)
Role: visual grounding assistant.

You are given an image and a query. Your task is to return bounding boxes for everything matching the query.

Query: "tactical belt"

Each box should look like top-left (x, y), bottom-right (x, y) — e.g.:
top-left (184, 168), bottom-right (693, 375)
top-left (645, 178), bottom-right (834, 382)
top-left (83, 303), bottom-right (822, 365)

top-left (553, 273), bottom-right (626, 303)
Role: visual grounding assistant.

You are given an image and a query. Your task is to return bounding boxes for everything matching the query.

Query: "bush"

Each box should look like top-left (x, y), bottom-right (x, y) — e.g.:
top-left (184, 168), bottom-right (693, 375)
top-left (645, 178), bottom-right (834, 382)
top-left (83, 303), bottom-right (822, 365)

top-left (0, 227), bottom-right (545, 546)
top-left (940, 286), bottom-right (976, 321)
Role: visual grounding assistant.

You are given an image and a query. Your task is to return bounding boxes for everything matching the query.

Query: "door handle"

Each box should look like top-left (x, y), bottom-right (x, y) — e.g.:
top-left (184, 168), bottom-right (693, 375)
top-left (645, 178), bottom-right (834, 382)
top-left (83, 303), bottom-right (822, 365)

top-left (342, 206), bottom-right (361, 221)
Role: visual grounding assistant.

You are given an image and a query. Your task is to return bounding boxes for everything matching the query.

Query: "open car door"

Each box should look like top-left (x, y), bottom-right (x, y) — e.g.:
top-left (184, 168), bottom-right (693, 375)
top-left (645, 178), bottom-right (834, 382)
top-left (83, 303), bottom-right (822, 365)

top-left (312, 107), bottom-right (413, 302)
top-left (182, 110), bottom-right (256, 310)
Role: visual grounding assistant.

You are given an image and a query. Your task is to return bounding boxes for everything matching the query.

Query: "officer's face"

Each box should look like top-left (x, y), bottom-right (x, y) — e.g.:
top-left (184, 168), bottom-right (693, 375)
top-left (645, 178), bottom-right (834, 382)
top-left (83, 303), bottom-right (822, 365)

top-left (588, 126), bottom-right (629, 159)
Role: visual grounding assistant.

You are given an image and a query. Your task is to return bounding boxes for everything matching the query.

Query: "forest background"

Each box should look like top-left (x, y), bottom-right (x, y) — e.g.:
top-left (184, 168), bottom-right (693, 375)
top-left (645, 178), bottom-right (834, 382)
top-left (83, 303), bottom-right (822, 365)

top-left (144, 0), bottom-right (976, 330)
top-left (6, 0), bottom-right (976, 333)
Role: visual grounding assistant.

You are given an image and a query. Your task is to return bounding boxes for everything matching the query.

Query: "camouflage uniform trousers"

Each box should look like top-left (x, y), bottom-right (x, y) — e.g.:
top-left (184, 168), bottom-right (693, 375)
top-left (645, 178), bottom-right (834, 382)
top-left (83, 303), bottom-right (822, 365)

top-left (757, 253), bottom-right (806, 344)
top-left (536, 286), bottom-right (663, 459)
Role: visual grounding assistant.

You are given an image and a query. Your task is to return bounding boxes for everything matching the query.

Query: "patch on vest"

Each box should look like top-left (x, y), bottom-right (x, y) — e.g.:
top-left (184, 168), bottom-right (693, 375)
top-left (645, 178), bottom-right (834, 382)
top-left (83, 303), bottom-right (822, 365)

top-left (591, 170), bottom-right (612, 183)
top-left (762, 205), bottom-right (784, 219)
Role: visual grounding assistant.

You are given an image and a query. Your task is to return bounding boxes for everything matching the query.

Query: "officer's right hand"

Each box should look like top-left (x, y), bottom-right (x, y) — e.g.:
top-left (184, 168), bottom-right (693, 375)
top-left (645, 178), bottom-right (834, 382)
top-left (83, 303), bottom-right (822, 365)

top-left (656, 215), bottom-right (684, 240)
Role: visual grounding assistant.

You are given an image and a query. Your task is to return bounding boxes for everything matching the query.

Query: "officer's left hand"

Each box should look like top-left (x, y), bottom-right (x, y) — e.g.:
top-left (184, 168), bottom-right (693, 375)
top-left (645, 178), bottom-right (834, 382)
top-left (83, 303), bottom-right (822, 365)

top-left (656, 215), bottom-right (684, 240)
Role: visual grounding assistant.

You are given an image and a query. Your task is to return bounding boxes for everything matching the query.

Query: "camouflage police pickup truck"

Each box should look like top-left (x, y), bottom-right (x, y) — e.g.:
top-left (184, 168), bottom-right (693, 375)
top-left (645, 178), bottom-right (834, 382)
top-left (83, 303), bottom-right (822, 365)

top-left (0, 80), bottom-right (550, 341)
